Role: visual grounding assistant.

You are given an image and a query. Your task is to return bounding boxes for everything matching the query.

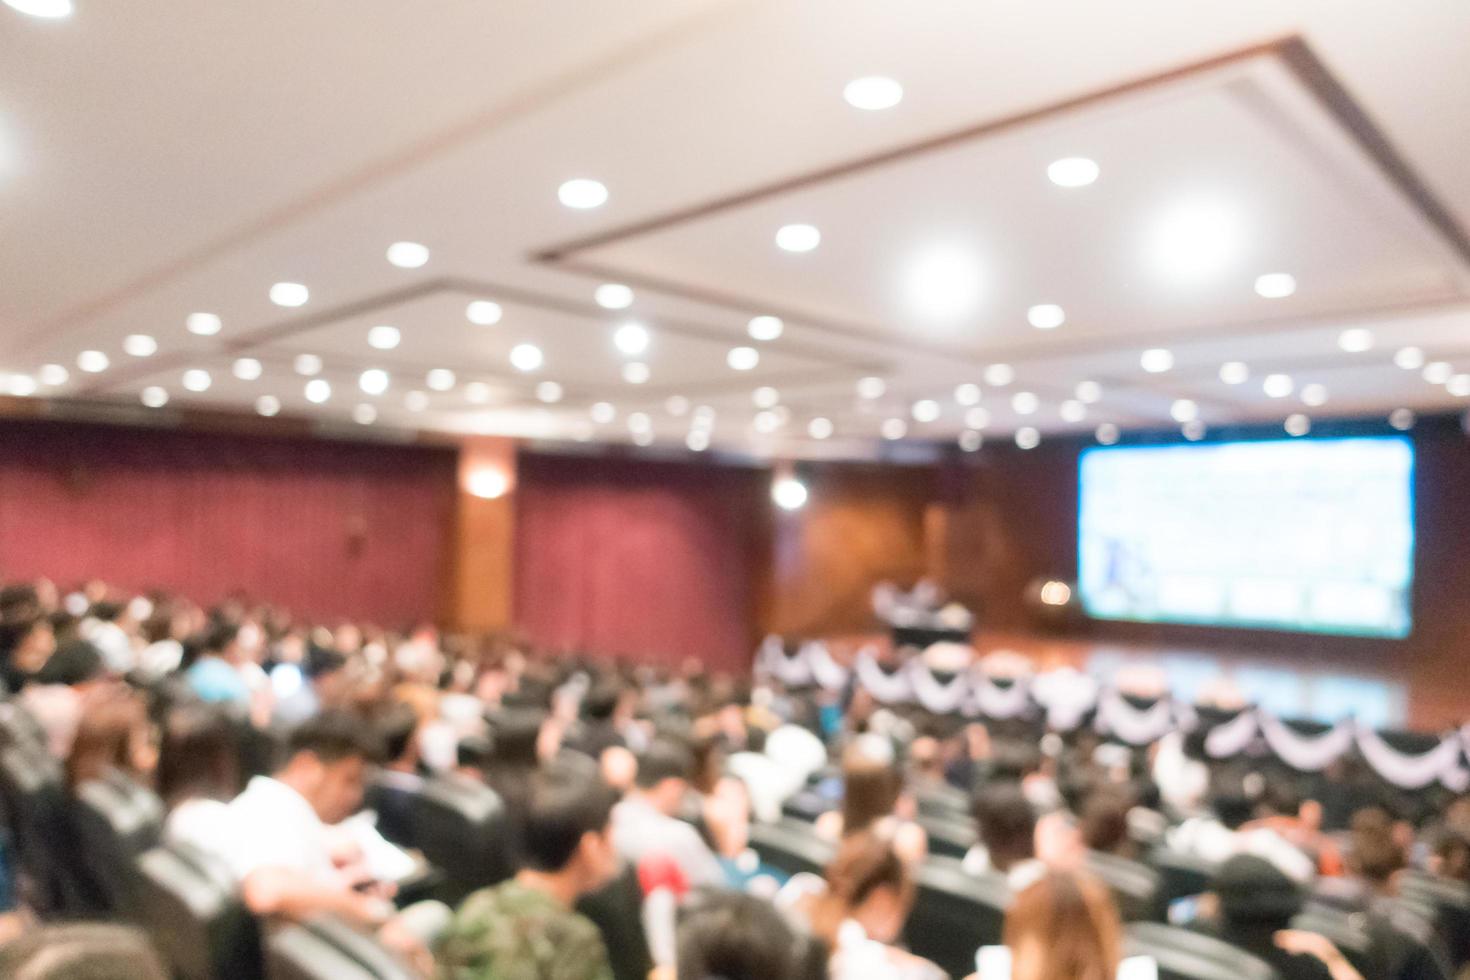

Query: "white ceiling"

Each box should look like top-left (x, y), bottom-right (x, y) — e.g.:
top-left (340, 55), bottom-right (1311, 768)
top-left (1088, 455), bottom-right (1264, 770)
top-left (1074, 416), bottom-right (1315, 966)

top-left (1, 0), bottom-right (1468, 457)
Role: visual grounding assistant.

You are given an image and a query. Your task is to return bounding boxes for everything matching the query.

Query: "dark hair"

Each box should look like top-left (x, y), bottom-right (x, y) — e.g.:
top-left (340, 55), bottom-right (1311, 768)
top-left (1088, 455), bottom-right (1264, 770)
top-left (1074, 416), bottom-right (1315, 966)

top-left (0, 615), bottom-right (44, 659)
top-left (635, 738), bottom-right (695, 790)
top-left (0, 923), bottom-right (167, 980)
top-left (286, 711), bottom-right (384, 766)
top-left (1349, 808), bottom-right (1406, 884)
top-left (457, 734), bottom-right (493, 771)
top-left (202, 621), bottom-right (240, 656)
top-left (376, 702), bottom-right (419, 765)
top-left (521, 757), bottom-right (618, 872)
top-left (677, 890), bottom-right (803, 980)
top-left (972, 780), bottom-right (1036, 871)
top-left (582, 682), bottom-right (623, 722)
top-left (36, 639), bottom-right (104, 686)
top-left (487, 707), bottom-right (545, 769)
top-left (156, 704), bottom-right (241, 807)
top-left (303, 644), bottom-right (347, 680)
top-left (1079, 789), bottom-right (1132, 855)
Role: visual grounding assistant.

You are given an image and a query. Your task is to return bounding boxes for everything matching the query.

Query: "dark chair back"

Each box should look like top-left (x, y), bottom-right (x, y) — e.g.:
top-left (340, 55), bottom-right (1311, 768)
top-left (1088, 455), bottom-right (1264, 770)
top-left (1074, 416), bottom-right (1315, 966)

top-left (0, 741), bottom-right (81, 914)
top-left (411, 775), bottom-right (512, 905)
top-left (363, 775), bottom-right (421, 849)
top-left (1400, 870), bottom-right (1470, 968)
top-left (1291, 903), bottom-right (1376, 980)
top-left (265, 915), bottom-right (416, 980)
top-left (577, 862), bottom-right (653, 980)
top-left (747, 818), bottom-right (835, 879)
top-left (1150, 848), bottom-right (1218, 907)
top-left (1086, 849), bottom-right (1162, 922)
top-left (72, 769), bottom-right (164, 914)
top-left (918, 811), bottom-right (977, 861)
top-left (903, 855), bottom-right (1009, 980)
top-left (781, 788), bottom-right (833, 824)
top-left (134, 842), bottom-right (262, 980)
top-left (1124, 922), bottom-right (1279, 980)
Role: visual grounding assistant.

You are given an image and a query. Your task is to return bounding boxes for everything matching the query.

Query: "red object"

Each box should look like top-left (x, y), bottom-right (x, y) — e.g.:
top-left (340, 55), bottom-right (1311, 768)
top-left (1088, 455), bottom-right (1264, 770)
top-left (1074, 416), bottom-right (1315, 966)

top-left (636, 852), bottom-right (690, 898)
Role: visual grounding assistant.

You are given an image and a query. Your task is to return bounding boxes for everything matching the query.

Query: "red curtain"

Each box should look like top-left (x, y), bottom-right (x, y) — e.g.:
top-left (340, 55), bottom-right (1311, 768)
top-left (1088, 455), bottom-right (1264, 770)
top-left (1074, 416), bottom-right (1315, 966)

top-left (514, 453), bottom-right (765, 672)
top-left (0, 421), bottom-right (456, 625)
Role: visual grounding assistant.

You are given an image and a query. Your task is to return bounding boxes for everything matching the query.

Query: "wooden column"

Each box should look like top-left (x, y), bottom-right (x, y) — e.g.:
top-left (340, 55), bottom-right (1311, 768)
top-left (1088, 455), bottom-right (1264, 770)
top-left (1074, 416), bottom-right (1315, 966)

top-left (444, 436), bottom-right (517, 631)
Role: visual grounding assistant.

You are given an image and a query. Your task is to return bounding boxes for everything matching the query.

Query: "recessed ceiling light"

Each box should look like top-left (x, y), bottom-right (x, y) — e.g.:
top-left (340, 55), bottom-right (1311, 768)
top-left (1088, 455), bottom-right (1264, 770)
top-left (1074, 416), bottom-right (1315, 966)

top-left (426, 368), bottom-right (455, 392)
top-left (1015, 427), bottom-right (1041, 449)
top-left (775, 224), bottom-right (820, 253)
top-left (4, 375), bottom-right (36, 397)
top-left (595, 283), bottom-right (633, 310)
top-left (857, 376), bottom-right (886, 400)
top-left (747, 315), bottom-right (784, 341)
top-left (1074, 380), bottom-right (1102, 403)
top-left (984, 364), bottom-right (1015, 387)
top-left (1060, 400), bottom-right (1087, 423)
top-left (465, 381), bottom-right (491, 404)
top-left (843, 75), bottom-right (903, 111)
top-left (808, 417), bottom-right (834, 440)
top-left (590, 401), bottom-right (616, 424)
top-left (304, 379), bottom-right (331, 404)
top-left (466, 300), bottom-right (503, 326)
top-left (181, 369), bottom-right (211, 393)
top-left (959, 430), bottom-right (983, 452)
top-left (1170, 399), bottom-right (1198, 423)
top-left (1140, 348), bottom-right (1174, 373)
top-left (906, 245), bottom-right (982, 321)
top-left (771, 477), bottom-right (809, 511)
top-left (368, 325), bottom-right (400, 350)
top-left (1423, 361), bottom-right (1453, 385)
top-left (912, 399), bottom-right (941, 423)
top-left (1182, 420), bottom-right (1207, 441)
top-left (37, 364), bottom-right (68, 386)
top-left (558, 178), bottom-right (608, 209)
top-left (727, 346), bottom-right (759, 371)
top-left (123, 334), bottom-right (158, 357)
top-left (76, 350), bottom-right (109, 373)
top-left (954, 383), bottom-right (981, 406)
top-left (3, 0), bottom-right (74, 19)
top-left (965, 407), bottom-right (990, 429)
top-left (627, 412), bottom-right (652, 434)
top-left (622, 362), bottom-right (650, 384)
top-left (1394, 347), bottom-right (1425, 370)
top-left (686, 430), bottom-right (710, 452)
top-left (270, 282), bottom-right (309, 307)
top-left (1338, 328), bottom-right (1374, 353)
top-left (1389, 408), bottom-right (1415, 431)
top-left (1011, 391), bottom-right (1039, 415)
top-left (233, 358), bottom-right (262, 381)
top-left (360, 369), bottom-right (391, 395)
top-left (752, 386), bottom-right (780, 409)
top-left (353, 404), bottom-right (378, 425)
top-left (1027, 304), bottom-right (1066, 330)
top-left (632, 430), bottom-right (655, 447)
top-left (1263, 373), bottom-right (1294, 398)
top-left (665, 396), bottom-right (689, 416)
top-left (536, 381), bottom-right (563, 403)
top-left (881, 418), bottom-right (907, 440)
top-left (1047, 157), bottom-right (1099, 188)
top-left (510, 344), bottom-right (544, 372)
top-left (1254, 273), bottom-right (1297, 299)
top-left (386, 241), bottom-right (429, 269)
top-left (1219, 361), bottom-right (1249, 385)
top-left (404, 391), bottom-right (429, 412)
top-left (1147, 200), bottom-right (1242, 283)
top-left (294, 353), bottom-right (322, 376)
top-left (613, 322), bottom-right (650, 356)
top-left (1285, 413), bottom-right (1311, 437)
top-left (1449, 375), bottom-right (1470, 398)
top-left (255, 394), bottom-right (281, 417)
top-left (1096, 423), bottom-right (1120, 445)
top-left (140, 386), bottom-right (168, 408)
top-left (186, 312), bottom-right (222, 336)
top-left (1300, 383), bottom-right (1329, 407)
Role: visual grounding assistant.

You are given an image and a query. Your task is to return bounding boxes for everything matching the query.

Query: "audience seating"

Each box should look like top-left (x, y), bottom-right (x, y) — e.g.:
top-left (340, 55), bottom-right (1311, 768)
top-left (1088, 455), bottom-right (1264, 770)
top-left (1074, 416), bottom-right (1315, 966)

top-left (1399, 869), bottom-right (1470, 967)
top-left (363, 774), bottom-right (420, 849)
top-left (576, 862), bottom-right (653, 980)
top-left (409, 774), bottom-right (512, 905)
top-left (0, 740), bottom-right (82, 914)
top-left (746, 817), bottom-right (836, 879)
top-left (779, 787), bottom-right (832, 824)
top-left (1290, 903), bottom-right (1376, 979)
top-left (1123, 922), bottom-right (1278, 980)
top-left (133, 842), bottom-right (263, 980)
top-left (914, 782), bottom-right (972, 821)
top-left (902, 854), bottom-right (1009, 980)
top-left (1149, 847), bottom-right (1218, 908)
top-left (916, 811), bottom-right (976, 860)
top-left (265, 915), bottom-right (416, 980)
top-left (72, 769), bottom-right (164, 914)
top-left (1084, 849), bottom-right (1162, 922)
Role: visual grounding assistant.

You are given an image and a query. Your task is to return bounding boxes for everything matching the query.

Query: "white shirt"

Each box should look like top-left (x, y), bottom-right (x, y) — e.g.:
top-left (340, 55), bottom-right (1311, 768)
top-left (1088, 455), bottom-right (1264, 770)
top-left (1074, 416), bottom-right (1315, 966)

top-left (220, 776), bottom-right (337, 882)
top-left (611, 795), bottom-right (726, 889)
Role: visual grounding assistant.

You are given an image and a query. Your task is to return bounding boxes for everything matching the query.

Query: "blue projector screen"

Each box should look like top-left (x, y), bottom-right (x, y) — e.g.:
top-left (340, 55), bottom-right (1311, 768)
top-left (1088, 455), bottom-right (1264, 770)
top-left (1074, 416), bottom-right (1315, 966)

top-left (1078, 436), bottom-right (1414, 638)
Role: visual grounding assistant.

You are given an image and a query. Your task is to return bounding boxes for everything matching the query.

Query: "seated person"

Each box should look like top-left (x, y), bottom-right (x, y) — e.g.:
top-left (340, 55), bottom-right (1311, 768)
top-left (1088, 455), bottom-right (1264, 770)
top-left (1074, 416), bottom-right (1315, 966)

top-left (157, 703), bottom-right (243, 848)
top-left (64, 686), bottom-right (156, 791)
top-left (436, 757), bottom-right (619, 980)
top-left (1000, 870), bottom-right (1123, 980)
top-left (965, 781), bottom-right (1044, 888)
top-left (1168, 772), bottom-right (1316, 882)
top-left (0, 613), bottom-right (55, 694)
top-left (1080, 788), bottom-right (1137, 860)
top-left (673, 890), bottom-right (806, 980)
top-left (611, 738), bottom-right (727, 888)
top-left (815, 737), bottom-right (928, 866)
top-left (184, 621), bottom-right (251, 708)
top-left (20, 639), bottom-right (108, 759)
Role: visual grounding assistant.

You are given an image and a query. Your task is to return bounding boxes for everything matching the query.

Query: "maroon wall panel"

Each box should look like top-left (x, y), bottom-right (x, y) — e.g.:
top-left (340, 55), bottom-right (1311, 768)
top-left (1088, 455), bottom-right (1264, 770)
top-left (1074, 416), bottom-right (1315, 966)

top-left (0, 421), bottom-right (456, 625)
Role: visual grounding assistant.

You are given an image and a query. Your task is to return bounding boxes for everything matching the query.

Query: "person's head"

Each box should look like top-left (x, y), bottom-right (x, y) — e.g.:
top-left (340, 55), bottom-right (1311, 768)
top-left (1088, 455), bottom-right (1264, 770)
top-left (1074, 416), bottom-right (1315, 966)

top-left (813, 830), bottom-right (914, 945)
top-left (522, 756), bottom-right (619, 893)
top-left (277, 712), bottom-right (384, 824)
top-left (1207, 773), bottom-right (1255, 831)
top-left (840, 742), bottom-right (902, 837)
top-left (582, 682), bottom-right (623, 724)
top-left (1349, 807), bottom-right (1407, 892)
top-left (1432, 827), bottom-right (1470, 882)
top-left (0, 615), bottom-right (56, 676)
top-left (677, 890), bottom-right (803, 980)
top-left (35, 639), bottom-right (105, 687)
top-left (1079, 788), bottom-right (1132, 856)
top-left (65, 687), bottom-right (154, 790)
top-left (487, 707), bottom-right (546, 770)
top-left (375, 701), bottom-right (420, 771)
top-left (0, 923), bottom-right (167, 980)
top-left (1212, 854), bottom-right (1304, 931)
top-left (304, 644), bottom-right (351, 708)
top-left (634, 738), bottom-right (695, 815)
top-left (908, 735), bottom-right (944, 781)
top-left (972, 780), bottom-right (1037, 872)
top-left (202, 621), bottom-right (242, 663)
top-left (156, 704), bottom-right (241, 808)
top-left (1004, 871), bottom-right (1122, 980)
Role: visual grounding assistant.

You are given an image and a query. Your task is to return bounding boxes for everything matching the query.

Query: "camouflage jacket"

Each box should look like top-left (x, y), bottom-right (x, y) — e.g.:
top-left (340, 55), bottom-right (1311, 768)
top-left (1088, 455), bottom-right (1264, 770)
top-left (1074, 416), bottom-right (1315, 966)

top-left (436, 879), bottom-right (614, 980)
